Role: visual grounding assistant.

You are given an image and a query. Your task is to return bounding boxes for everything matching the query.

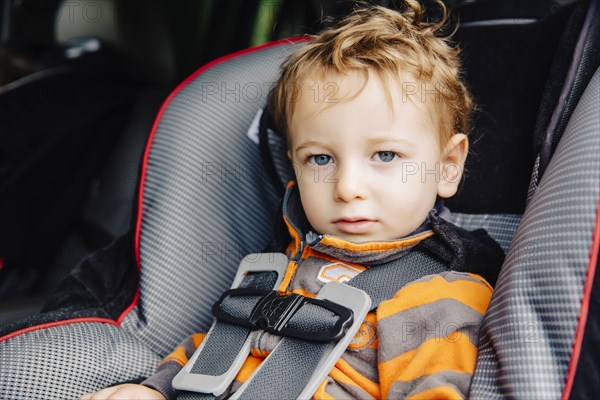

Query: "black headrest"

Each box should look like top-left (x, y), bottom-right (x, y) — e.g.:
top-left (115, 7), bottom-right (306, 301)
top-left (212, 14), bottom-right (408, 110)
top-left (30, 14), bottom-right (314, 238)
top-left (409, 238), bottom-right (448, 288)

top-left (534, 0), bottom-right (600, 180)
top-left (445, 2), bottom-right (584, 214)
top-left (54, 0), bottom-right (175, 85)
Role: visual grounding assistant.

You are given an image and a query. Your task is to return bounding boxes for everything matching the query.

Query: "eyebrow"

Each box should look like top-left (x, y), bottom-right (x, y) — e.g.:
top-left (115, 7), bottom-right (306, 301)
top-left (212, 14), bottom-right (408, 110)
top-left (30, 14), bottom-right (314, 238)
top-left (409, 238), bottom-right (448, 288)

top-left (294, 141), bottom-right (325, 153)
top-left (294, 136), bottom-right (417, 153)
top-left (365, 136), bottom-right (416, 147)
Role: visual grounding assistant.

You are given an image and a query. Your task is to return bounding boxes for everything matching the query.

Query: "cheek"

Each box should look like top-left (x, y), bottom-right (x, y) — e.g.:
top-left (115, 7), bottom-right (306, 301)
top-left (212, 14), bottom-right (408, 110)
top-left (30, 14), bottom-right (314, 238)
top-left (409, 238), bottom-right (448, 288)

top-left (383, 190), bottom-right (435, 234)
top-left (296, 181), bottom-right (324, 221)
top-left (381, 175), bottom-right (437, 215)
top-left (383, 169), bottom-right (433, 198)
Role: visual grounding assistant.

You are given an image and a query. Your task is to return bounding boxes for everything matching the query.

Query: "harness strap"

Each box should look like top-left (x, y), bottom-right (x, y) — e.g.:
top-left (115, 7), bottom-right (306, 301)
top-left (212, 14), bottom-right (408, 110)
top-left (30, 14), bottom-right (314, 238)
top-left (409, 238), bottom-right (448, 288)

top-left (176, 248), bottom-right (448, 400)
top-left (189, 271), bottom-right (278, 376)
top-left (173, 254), bottom-right (288, 398)
top-left (349, 247), bottom-right (449, 310)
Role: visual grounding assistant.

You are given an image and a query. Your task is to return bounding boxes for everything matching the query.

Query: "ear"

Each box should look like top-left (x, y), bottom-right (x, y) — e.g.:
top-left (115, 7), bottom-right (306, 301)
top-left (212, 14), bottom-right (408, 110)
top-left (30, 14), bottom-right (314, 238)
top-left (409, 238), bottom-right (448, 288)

top-left (437, 133), bottom-right (468, 198)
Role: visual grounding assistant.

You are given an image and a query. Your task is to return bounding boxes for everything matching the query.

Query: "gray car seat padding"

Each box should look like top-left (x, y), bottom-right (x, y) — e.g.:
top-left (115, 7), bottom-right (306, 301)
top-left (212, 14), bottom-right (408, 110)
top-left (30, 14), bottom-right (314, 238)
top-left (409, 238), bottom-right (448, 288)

top-left (470, 66), bottom-right (600, 399)
top-left (0, 321), bottom-right (162, 400)
top-left (130, 38), bottom-right (312, 356)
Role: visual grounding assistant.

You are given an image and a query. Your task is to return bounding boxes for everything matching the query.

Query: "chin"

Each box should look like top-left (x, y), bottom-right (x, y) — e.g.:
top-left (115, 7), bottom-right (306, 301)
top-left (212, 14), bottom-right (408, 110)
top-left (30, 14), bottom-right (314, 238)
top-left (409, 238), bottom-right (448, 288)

top-left (338, 233), bottom-right (381, 243)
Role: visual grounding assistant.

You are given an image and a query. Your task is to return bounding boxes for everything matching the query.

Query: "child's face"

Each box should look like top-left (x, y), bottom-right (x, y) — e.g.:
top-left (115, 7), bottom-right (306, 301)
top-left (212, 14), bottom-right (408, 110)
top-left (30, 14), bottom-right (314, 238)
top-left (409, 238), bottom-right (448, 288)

top-left (288, 69), bottom-right (467, 243)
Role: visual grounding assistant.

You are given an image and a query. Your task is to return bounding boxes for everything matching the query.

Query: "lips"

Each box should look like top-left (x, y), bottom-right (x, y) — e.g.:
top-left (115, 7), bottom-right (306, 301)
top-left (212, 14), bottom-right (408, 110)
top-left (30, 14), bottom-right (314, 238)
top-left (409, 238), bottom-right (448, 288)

top-left (333, 218), bottom-right (377, 234)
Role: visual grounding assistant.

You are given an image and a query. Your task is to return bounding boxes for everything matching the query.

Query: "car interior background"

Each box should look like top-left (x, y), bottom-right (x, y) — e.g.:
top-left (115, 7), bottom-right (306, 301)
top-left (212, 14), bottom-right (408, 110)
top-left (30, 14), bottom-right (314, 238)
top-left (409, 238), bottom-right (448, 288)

top-left (0, 0), bottom-right (598, 399)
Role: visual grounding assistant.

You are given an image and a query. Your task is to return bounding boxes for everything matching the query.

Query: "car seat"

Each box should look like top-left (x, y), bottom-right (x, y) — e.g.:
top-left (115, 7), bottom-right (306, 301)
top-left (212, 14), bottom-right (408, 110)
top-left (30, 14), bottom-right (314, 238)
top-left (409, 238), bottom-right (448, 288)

top-left (1, 1), bottom-right (599, 399)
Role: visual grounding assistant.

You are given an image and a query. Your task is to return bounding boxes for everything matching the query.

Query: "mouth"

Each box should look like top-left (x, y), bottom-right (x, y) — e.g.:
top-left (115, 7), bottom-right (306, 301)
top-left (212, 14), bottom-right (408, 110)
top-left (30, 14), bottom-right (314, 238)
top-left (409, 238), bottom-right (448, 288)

top-left (333, 218), bottom-right (378, 235)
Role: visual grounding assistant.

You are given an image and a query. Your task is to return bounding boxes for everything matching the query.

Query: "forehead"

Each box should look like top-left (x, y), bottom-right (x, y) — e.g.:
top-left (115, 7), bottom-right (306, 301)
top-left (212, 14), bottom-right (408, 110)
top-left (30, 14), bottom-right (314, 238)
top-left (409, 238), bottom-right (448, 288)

top-left (289, 69), bottom-right (441, 143)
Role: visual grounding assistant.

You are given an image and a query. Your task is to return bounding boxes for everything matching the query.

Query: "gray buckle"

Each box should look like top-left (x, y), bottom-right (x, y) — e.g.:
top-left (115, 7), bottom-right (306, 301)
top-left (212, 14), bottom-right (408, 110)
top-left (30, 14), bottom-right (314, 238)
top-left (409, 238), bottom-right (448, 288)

top-left (172, 253), bottom-right (288, 396)
top-left (212, 289), bottom-right (355, 342)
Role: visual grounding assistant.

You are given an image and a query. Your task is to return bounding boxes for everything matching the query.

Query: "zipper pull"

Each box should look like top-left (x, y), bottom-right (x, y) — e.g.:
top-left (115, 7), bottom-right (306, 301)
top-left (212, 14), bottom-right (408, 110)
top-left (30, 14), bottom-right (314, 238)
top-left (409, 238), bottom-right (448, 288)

top-left (306, 231), bottom-right (323, 246)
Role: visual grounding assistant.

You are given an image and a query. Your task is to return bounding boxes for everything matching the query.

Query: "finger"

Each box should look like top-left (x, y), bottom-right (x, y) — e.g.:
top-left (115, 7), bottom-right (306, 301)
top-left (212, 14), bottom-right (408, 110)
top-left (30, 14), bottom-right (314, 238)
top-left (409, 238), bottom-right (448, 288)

top-left (82, 385), bottom-right (121, 400)
top-left (109, 386), bottom-right (165, 400)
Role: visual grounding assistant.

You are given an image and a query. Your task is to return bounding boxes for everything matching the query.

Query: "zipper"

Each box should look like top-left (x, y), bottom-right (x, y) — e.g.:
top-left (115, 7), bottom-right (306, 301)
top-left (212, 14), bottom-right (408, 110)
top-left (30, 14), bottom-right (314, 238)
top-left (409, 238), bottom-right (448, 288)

top-left (290, 232), bottom-right (323, 262)
top-left (292, 240), bottom-right (305, 262)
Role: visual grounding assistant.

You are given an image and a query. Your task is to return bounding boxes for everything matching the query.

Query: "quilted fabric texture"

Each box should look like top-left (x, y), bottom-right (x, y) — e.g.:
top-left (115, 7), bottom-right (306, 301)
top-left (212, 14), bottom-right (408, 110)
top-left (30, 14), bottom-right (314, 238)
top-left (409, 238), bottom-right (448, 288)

top-left (448, 213), bottom-right (521, 253)
top-left (0, 322), bottom-right (161, 399)
top-left (127, 41), bottom-right (303, 357)
top-left (470, 67), bottom-right (600, 399)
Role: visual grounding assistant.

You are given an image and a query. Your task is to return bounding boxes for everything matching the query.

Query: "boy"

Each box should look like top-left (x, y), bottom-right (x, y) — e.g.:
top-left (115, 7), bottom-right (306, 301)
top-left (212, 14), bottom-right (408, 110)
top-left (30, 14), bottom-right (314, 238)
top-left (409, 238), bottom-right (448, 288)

top-left (82, 2), bottom-right (504, 399)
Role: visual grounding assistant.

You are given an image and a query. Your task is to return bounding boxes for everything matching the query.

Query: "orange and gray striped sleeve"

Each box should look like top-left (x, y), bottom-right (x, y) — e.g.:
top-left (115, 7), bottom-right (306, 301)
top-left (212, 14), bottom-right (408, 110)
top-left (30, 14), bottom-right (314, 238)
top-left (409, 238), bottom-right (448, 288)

top-left (142, 333), bottom-right (206, 400)
top-left (377, 271), bottom-right (493, 399)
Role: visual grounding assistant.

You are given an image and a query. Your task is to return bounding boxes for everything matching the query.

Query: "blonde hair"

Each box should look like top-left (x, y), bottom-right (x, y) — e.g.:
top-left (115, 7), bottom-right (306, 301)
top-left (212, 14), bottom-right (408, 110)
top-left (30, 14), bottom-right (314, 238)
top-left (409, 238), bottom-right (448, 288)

top-left (269, 1), bottom-right (473, 147)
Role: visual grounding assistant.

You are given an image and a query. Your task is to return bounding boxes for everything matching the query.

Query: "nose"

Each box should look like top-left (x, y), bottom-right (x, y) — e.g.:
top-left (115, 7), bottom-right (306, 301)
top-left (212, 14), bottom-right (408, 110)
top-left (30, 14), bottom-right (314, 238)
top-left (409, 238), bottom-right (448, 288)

top-left (334, 163), bottom-right (366, 202)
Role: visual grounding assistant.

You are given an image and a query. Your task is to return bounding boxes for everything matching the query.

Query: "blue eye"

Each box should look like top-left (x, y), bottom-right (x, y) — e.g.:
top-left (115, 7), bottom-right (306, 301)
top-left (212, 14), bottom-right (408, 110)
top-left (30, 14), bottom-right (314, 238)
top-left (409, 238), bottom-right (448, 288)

top-left (309, 154), bottom-right (333, 166)
top-left (376, 151), bottom-right (396, 162)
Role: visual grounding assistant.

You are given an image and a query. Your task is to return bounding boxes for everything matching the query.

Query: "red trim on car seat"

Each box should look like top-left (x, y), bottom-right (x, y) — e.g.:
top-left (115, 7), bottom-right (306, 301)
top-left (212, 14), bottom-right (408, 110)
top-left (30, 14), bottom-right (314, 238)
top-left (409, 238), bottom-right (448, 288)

top-left (562, 195), bottom-right (600, 400)
top-left (125, 36), bottom-right (311, 324)
top-left (0, 317), bottom-right (118, 342)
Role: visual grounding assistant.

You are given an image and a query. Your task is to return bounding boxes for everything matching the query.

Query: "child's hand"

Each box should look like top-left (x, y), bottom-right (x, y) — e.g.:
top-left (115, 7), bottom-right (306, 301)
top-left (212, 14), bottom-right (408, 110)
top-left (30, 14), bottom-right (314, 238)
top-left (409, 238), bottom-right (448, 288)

top-left (79, 383), bottom-right (165, 400)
